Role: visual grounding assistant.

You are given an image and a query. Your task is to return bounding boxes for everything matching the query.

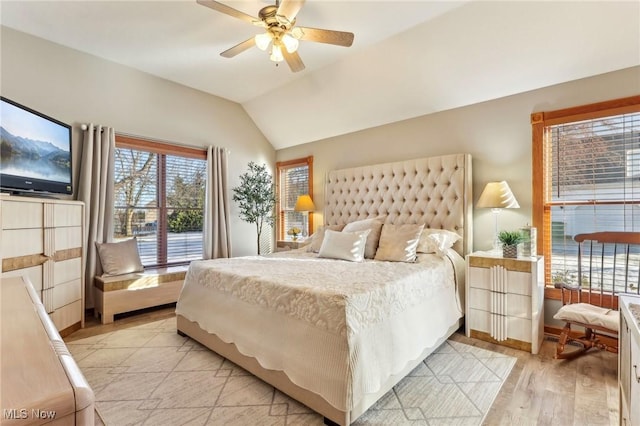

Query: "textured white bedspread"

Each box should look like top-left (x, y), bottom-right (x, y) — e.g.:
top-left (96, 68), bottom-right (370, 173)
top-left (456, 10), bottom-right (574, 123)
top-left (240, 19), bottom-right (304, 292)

top-left (176, 250), bottom-right (464, 412)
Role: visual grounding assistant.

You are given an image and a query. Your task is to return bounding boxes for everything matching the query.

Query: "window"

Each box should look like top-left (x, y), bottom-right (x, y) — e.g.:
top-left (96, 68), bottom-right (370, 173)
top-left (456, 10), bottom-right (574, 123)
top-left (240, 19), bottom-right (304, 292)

top-left (114, 135), bottom-right (207, 267)
top-left (276, 156), bottom-right (313, 240)
top-left (532, 96), bottom-right (640, 294)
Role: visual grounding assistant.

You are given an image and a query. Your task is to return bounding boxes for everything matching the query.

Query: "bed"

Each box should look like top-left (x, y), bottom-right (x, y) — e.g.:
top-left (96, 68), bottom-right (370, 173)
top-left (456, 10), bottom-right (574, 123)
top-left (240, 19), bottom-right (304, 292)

top-left (176, 153), bottom-right (472, 425)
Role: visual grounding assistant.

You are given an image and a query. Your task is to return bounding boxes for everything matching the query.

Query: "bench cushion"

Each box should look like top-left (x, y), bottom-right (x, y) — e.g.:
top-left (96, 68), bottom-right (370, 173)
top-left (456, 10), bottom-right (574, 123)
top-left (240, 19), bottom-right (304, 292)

top-left (95, 266), bottom-right (188, 292)
top-left (554, 302), bottom-right (619, 332)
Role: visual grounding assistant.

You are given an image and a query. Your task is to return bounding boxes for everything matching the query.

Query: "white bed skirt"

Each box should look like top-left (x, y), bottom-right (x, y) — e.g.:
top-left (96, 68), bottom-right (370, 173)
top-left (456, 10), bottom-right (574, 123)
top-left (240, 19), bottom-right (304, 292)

top-left (176, 272), bottom-right (462, 412)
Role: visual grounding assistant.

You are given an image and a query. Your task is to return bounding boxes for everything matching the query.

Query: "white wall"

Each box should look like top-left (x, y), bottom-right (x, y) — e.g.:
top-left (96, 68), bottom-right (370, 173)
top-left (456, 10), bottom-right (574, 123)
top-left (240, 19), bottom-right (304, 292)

top-left (276, 66), bottom-right (640, 324)
top-left (1, 27), bottom-right (275, 257)
top-left (276, 66), bottom-right (640, 254)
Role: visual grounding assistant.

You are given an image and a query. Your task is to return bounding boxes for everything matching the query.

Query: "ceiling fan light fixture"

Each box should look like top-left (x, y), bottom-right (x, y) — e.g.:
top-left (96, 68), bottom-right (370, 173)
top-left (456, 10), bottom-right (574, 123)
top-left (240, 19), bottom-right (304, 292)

top-left (270, 43), bottom-right (284, 62)
top-left (290, 27), bottom-right (304, 40)
top-left (282, 33), bottom-right (299, 53)
top-left (254, 32), bottom-right (272, 51)
top-left (199, 0), bottom-right (355, 73)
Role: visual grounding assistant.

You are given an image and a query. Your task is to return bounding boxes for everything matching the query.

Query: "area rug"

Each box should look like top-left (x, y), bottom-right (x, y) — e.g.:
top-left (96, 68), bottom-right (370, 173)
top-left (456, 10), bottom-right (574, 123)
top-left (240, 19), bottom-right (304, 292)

top-left (66, 317), bottom-right (516, 425)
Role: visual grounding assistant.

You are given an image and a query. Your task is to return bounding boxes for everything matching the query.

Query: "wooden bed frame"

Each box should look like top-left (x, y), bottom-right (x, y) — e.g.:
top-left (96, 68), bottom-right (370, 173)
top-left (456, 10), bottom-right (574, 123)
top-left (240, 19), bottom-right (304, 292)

top-left (177, 153), bottom-right (473, 425)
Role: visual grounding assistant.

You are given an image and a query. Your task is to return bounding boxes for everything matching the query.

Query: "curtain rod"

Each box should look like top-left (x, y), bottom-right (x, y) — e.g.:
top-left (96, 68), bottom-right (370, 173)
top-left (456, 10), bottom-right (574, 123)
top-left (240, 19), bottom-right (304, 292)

top-left (80, 125), bottom-right (230, 154)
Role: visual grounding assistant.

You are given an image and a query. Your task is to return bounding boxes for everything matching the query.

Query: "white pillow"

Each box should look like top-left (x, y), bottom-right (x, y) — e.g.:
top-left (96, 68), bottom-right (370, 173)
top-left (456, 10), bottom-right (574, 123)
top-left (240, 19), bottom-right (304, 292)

top-left (374, 223), bottom-right (424, 262)
top-left (342, 217), bottom-right (384, 259)
top-left (417, 228), bottom-right (461, 254)
top-left (318, 229), bottom-right (370, 262)
top-left (95, 238), bottom-right (144, 276)
top-left (307, 224), bottom-right (346, 253)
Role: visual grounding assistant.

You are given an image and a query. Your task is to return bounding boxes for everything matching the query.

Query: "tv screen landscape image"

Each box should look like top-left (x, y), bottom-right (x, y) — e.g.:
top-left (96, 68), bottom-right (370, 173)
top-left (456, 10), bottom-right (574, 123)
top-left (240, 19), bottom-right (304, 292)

top-left (0, 97), bottom-right (72, 195)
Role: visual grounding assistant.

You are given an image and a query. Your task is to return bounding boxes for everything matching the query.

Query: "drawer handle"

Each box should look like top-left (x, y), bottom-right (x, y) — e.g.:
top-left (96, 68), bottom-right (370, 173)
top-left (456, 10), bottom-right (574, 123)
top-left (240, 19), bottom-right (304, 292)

top-left (635, 364), bottom-right (640, 384)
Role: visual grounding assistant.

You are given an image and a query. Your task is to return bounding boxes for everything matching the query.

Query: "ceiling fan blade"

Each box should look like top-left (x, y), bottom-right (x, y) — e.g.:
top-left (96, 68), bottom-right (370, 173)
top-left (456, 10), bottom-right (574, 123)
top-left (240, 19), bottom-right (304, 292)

top-left (220, 37), bottom-right (256, 58)
top-left (277, 0), bottom-right (305, 24)
top-left (295, 27), bottom-right (354, 47)
top-left (283, 49), bottom-right (305, 73)
top-left (197, 0), bottom-right (258, 25)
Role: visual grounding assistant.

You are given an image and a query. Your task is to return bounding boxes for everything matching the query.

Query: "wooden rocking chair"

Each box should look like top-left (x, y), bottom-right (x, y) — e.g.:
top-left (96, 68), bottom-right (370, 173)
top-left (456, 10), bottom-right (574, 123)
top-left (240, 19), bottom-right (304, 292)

top-left (553, 231), bottom-right (640, 360)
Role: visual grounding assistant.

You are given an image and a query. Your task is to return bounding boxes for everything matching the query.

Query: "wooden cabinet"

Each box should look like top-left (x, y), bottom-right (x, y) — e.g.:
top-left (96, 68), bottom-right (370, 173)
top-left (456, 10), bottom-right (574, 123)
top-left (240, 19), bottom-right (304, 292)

top-left (276, 240), bottom-right (305, 251)
top-left (465, 252), bottom-right (544, 354)
top-left (1, 195), bottom-right (84, 335)
top-left (619, 294), bottom-right (640, 426)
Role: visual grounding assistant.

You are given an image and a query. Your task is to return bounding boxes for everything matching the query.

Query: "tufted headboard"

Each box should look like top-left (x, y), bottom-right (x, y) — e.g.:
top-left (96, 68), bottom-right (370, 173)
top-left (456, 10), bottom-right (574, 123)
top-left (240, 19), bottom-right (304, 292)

top-left (324, 153), bottom-right (472, 256)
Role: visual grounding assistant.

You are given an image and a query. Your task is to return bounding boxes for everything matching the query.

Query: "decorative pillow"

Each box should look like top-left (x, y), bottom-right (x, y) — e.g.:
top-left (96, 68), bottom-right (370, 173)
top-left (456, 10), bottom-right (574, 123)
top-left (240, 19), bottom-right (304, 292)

top-left (307, 224), bottom-right (346, 253)
top-left (374, 223), bottom-right (424, 262)
top-left (318, 229), bottom-right (370, 262)
top-left (342, 217), bottom-right (384, 259)
top-left (95, 238), bottom-right (144, 276)
top-left (417, 228), bottom-right (461, 254)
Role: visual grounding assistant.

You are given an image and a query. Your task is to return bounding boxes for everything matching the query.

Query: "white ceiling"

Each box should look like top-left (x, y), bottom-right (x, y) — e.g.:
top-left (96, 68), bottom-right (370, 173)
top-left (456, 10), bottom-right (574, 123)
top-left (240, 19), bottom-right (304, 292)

top-left (1, 1), bottom-right (639, 150)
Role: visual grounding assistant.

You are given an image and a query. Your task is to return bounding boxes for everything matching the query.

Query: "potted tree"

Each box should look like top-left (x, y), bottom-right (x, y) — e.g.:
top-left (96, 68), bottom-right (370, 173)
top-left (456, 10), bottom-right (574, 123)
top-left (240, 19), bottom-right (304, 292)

top-left (498, 230), bottom-right (525, 258)
top-left (232, 162), bottom-right (276, 255)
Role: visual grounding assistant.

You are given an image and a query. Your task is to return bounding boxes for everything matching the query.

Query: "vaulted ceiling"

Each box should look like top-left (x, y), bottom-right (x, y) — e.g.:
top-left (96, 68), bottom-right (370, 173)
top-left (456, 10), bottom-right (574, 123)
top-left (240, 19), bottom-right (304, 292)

top-left (2, 1), bottom-right (639, 149)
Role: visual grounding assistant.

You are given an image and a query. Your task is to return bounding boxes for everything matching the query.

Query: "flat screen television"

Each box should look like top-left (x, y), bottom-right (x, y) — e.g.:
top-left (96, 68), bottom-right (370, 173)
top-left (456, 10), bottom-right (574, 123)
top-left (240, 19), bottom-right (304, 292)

top-left (0, 97), bottom-right (72, 196)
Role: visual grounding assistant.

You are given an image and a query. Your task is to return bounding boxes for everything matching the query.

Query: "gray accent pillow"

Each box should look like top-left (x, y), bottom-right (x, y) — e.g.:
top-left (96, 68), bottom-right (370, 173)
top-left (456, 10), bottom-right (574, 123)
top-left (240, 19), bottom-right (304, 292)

top-left (96, 238), bottom-right (144, 276)
top-left (374, 223), bottom-right (424, 262)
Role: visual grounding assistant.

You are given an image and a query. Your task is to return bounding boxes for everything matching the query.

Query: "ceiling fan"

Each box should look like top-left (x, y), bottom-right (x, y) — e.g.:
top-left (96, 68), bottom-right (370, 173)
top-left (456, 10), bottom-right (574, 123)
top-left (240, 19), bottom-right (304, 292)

top-left (197, 0), bottom-right (355, 72)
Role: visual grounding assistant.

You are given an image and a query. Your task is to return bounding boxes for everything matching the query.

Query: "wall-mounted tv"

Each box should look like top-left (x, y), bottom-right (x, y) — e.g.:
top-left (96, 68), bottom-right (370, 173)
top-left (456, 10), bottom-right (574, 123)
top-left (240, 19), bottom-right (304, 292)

top-left (0, 97), bottom-right (72, 196)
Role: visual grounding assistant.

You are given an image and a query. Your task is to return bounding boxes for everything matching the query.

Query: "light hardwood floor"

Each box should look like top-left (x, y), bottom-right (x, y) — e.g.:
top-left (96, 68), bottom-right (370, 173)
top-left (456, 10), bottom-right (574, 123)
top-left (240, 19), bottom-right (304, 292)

top-left (66, 306), bottom-right (619, 426)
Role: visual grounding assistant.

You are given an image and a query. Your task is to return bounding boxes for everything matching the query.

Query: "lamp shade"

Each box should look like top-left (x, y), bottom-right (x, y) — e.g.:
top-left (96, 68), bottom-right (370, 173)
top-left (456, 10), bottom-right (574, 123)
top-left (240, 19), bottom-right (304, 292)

top-left (294, 194), bottom-right (315, 212)
top-left (476, 181), bottom-right (520, 209)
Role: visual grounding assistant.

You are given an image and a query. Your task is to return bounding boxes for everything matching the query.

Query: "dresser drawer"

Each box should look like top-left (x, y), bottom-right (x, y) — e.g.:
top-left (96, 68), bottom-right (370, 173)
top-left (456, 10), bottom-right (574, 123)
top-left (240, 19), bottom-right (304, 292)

top-left (468, 266), bottom-right (532, 296)
top-left (54, 226), bottom-right (83, 251)
top-left (1, 228), bottom-right (44, 258)
top-left (468, 288), bottom-right (533, 319)
top-left (2, 265), bottom-right (43, 293)
top-left (469, 308), bottom-right (533, 342)
top-left (50, 300), bottom-right (82, 331)
top-left (1, 200), bottom-right (43, 229)
top-left (54, 258), bottom-right (82, 286)
top-left (53, 279), bottom-right (82, 310)
top-left (53, 204), bottom-right (83, 228)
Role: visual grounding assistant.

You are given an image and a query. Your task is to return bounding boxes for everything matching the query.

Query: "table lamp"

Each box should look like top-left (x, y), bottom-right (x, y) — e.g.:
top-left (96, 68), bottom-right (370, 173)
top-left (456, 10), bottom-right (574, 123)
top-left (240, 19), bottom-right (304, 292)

top-left (294, 194), bottom-right (315, 237)
top-left (476, 181), bottom-right (520, 252)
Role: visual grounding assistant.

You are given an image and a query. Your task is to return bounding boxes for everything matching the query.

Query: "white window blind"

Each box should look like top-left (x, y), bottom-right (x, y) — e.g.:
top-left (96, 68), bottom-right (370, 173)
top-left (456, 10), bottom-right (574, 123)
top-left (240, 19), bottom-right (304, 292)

top-left (276, 157), bottom-right (313, 240)
top-left (113, 142), bottom-right (206, 267)
top-left (546, 112), bottom-right (640, 290)
top-left (279, 164), bottom-right (309, 239)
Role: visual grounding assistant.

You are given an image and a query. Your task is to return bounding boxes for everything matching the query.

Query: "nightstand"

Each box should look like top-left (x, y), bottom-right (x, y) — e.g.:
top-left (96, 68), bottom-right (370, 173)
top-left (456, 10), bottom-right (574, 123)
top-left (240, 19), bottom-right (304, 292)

top-left (465, 252), bottom-right (544, 354)
top-left (276, 240), bottom-right (305, 251)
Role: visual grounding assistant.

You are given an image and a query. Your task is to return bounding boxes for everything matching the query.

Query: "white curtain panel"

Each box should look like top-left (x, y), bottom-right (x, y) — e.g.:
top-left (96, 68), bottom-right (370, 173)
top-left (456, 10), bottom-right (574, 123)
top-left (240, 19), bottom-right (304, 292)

top-left (204, 146), bottom-right (231, 259)
top-left (77, 124), bottom-right (115, 309)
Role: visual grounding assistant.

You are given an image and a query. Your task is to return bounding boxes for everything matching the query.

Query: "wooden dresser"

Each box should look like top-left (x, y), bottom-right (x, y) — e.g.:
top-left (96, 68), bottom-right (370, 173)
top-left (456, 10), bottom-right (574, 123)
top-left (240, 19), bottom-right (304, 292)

top-left (1, 275), bottom-right (94, 425)
top-left (0, 195), bottom-right (84, 335)
top-left (619, 293), bottom-right (640, 426)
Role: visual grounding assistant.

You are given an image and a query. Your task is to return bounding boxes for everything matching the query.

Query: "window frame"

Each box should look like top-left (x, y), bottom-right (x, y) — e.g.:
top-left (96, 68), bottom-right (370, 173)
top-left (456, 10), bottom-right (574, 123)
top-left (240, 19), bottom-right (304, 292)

top-left (275, 156), bottom-right (314, 241)
top-left (531, 95), bottom-right (640, 300)
top-left (114, 135), bottom-right (206, 267)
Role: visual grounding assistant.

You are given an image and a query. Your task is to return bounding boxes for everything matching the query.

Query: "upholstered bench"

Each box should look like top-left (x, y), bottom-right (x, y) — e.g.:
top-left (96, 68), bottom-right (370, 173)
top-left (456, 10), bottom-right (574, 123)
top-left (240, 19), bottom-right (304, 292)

top-left (94, 265), bottom-right (187, 324)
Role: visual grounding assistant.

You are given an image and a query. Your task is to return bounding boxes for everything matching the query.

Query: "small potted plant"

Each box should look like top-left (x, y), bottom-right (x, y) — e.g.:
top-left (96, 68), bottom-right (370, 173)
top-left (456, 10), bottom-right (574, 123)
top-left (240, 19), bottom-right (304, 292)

top-left (498, 230), bottom-right (525, 258)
